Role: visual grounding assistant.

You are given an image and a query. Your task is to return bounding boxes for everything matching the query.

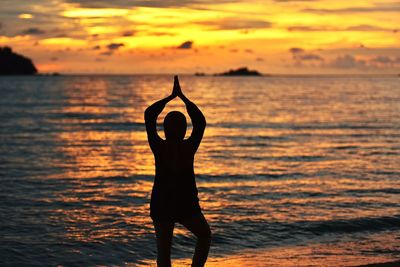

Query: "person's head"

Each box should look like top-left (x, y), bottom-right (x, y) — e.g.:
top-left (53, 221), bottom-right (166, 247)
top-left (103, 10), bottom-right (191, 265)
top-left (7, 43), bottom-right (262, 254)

top-left (163, 111), bottom-right (187, 141)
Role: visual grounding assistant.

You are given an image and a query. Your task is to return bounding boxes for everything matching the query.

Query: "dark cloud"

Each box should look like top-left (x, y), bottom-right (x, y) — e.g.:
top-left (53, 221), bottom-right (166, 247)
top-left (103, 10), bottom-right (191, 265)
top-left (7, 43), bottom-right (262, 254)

top-left (122, 31), bottom-right (135, 37)
top-left (177, 41), bottom-right (193, 49)
top-left (370, 56), bottom-right (392, 64)
top-left (256, 57), bottom-right (264, 62)
top-left (370, 56), bottom-right (400, 65)
top-left (20, 28), bottom-right (45, 35)
top-left (100, 51), bottom-right (113, 56)
top-left (288, 24), bottom-right (394, 32)
top-left (64, 0), bottom-right (239, 8)
top-left (346, 25), bottom-right (393, 31)
top-left (0, 0), bottom-right (85, 38)
top-left (107, 43), bottom-right (124, 50)
top-left (92, 45), bottom-right (101, 50)
top-left (303, 3), bottom-right (400, 13)
top-left (245, 49), bottom-right (253, 53)
top-left (50, 57), bottom-right (59, 61)
top-left (327, 54), bottom-right (366, 69)
top-left (196, 18), bottom-right (272, 30)
top-left (299, 54), bottom-right (323, 61)
top-left (321, 54), bottom-right (400, 69)
top-left (288, 26), bottom-right (327, 31)
top-left (289, 47), bottom-right (324, 64)
top-left (289, 47), bottom-right (304, 54)
top-left (292, 45), bottom-right (400, 70)
top-left (149, 31), bottom-right (176, 36)
top-left (275, 0), bottom-right (317, 2)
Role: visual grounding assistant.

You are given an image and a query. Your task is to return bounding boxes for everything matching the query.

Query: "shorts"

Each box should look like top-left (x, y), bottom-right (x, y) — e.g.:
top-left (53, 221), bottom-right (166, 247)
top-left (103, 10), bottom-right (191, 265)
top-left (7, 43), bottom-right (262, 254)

top-left (150, 200), bottom-right (202, 223)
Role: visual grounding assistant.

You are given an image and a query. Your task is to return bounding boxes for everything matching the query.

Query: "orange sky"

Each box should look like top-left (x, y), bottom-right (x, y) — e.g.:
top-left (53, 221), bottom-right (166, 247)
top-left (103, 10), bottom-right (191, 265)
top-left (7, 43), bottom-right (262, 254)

top-left (0, 0), bottom-right (399, 74)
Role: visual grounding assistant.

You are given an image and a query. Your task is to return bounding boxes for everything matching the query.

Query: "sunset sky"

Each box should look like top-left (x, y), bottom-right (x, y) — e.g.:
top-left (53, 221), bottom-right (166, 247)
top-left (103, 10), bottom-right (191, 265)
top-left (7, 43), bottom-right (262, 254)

top-left (0, 0), bottom-right (399, 74)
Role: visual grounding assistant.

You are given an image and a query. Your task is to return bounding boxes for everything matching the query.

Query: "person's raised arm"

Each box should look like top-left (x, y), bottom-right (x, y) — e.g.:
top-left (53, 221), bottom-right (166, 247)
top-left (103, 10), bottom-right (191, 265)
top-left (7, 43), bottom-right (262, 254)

top-left (144, 90), bottom-right (176, 151)
top-left (173, 76), bottom-right (206, 150)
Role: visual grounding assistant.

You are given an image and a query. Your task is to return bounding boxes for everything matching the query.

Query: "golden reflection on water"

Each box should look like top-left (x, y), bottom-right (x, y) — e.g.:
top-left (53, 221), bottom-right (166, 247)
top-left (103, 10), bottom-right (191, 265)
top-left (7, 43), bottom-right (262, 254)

top-left (56, 130), bottom-right (153, 178)
top-left (138, 230), bottom-right (399, 266)
top-left (43, 76), bottom-right (400, 265)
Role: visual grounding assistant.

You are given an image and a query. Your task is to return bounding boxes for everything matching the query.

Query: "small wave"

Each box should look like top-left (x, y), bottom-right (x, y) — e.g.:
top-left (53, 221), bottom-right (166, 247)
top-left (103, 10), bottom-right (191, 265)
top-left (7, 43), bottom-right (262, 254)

top-left (304, 215), bottom-right (400, 235)
top-left (197, 172), bottom-right (307, 181)
top-left (212, 122), bottom-right (400, 130)
top-left (48, 112), bottom-right (121, 120)
top-left (344, 188), bottom-right (400, 195)
top-left (333, 145), bottom-right (359, 150)
top-left (64, 121), bottom-right (145, 131)
top-left (224, 135), bottom-right (290, 141)
top-left (271, 155), bottom-right (328, 162)
top-left (208, 215), bottom-right (400, 250)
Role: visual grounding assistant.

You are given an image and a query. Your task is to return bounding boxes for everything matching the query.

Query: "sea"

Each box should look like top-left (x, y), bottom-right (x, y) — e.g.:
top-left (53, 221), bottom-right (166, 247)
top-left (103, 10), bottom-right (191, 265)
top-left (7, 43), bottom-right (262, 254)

top-left (0, 75), bottom-right (399, 266)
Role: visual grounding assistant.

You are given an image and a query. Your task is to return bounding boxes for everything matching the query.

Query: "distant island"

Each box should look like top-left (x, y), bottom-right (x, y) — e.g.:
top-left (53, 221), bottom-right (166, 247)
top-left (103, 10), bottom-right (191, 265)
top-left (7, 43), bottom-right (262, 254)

top-left (215, 67), bottom-right (263, 76)
top-left (0, 47), bottom-right (38, 75)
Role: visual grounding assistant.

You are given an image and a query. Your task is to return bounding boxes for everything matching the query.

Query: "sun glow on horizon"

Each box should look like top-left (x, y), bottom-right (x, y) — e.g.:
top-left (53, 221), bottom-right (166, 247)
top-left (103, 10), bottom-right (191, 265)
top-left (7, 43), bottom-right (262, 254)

top-left (1, 0), bottom-right (399, 73)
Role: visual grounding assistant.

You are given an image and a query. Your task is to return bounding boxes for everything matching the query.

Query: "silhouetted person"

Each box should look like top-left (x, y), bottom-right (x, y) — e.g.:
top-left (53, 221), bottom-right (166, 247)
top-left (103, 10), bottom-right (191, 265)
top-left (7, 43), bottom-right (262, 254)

top-left (145, 76), bottom-right (211, 267)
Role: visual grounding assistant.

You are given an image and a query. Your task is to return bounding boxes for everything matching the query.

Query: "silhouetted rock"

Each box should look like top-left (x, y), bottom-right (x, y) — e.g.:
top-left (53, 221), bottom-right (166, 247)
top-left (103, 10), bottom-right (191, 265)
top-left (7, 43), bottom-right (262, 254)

top-left (215, 67), bottom-right (262, 76)
top-left (0, 47), bottom-right (38, 75)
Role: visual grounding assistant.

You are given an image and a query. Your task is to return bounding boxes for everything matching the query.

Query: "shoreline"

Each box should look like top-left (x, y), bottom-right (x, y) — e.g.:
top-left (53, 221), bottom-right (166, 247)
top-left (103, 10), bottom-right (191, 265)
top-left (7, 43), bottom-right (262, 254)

top-left (356, 260), bottom-right (400, 267)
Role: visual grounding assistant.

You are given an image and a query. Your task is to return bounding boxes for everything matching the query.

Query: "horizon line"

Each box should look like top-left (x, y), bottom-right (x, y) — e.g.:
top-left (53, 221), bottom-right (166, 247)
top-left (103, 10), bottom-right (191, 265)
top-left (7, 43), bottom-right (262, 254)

top-left (30, 72), bottom-right (400, 77)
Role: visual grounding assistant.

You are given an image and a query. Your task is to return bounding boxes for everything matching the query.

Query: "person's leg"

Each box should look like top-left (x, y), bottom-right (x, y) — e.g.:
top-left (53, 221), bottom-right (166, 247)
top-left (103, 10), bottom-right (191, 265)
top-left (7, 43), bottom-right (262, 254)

top-left (153, 220), bottom-right (175, 267)
top-left (179, 213), bottom-right (211, 267)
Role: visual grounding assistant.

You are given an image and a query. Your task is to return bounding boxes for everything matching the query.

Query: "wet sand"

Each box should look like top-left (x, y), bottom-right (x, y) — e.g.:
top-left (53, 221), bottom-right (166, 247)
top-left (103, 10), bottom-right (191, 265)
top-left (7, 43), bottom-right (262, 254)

top-left (357, 261), bottom-right (400, 267)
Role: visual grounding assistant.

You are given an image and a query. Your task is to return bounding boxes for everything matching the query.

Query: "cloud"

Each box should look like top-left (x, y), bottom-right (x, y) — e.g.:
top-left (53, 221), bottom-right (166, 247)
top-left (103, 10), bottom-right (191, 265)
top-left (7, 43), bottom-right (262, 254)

top-left (370, 56), bottom-right (392, 64)
top-left (64, 0), bottom-right (239, 8)
top-left (303, 3), bottom-right (400, 13)
top-left (321, 54), bottom-right (400, 69)
top-left (99, 43), bottom-right (124, 55)
top-left (100, 51), bottom-right (113, 56)
top-left (196, 18), bottom-right (272, 30)
top-left (289, 47), bottom-right (304, 54)
top-left (107, 43), bottom-right (124, 50)
top-left (288, 51), bottom-right (399, 69)
top-left (288, 26), bottom-right (326, 31)
top-left (0, 0), bottom-right (83, 38)
top-left (346, 25), bottom-right (394, 31)
top-left (20, 27), bottom-right (45, 35)
top-left (289, 47), bottom-right (324, 64)
top-left (287, 24), bottom-right (395, 32)
top-left (299, 54), bottom-right (323, 61)
top-left (122, 31), bottom-right (135, 37)
top-left (177, 41), bottom-right (193, 49)
top-left (370, 56), bottom-right (400, 65)
top-left (148, 31), bottom-right (176, 36)
top-left (274, 0), bottom-right (317, 2)
top-left (327, 54), bottom-right (366, 69)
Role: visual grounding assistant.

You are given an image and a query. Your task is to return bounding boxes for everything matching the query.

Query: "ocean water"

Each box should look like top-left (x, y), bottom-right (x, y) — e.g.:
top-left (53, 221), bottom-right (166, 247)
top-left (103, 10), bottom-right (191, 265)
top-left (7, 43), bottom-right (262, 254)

top-left (0, 75), bottom-right (399, 266)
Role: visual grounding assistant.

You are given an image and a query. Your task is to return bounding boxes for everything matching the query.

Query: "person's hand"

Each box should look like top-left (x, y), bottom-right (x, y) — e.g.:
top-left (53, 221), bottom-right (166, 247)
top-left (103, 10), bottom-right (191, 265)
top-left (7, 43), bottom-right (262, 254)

top-left (172, 75), bottom-right (183, 98)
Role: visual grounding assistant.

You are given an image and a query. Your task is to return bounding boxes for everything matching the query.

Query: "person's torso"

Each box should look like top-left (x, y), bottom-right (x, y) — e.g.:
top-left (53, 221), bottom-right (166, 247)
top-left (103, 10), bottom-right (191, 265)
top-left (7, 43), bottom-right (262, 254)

top-left (152, 140), bottom-right (198, 200)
